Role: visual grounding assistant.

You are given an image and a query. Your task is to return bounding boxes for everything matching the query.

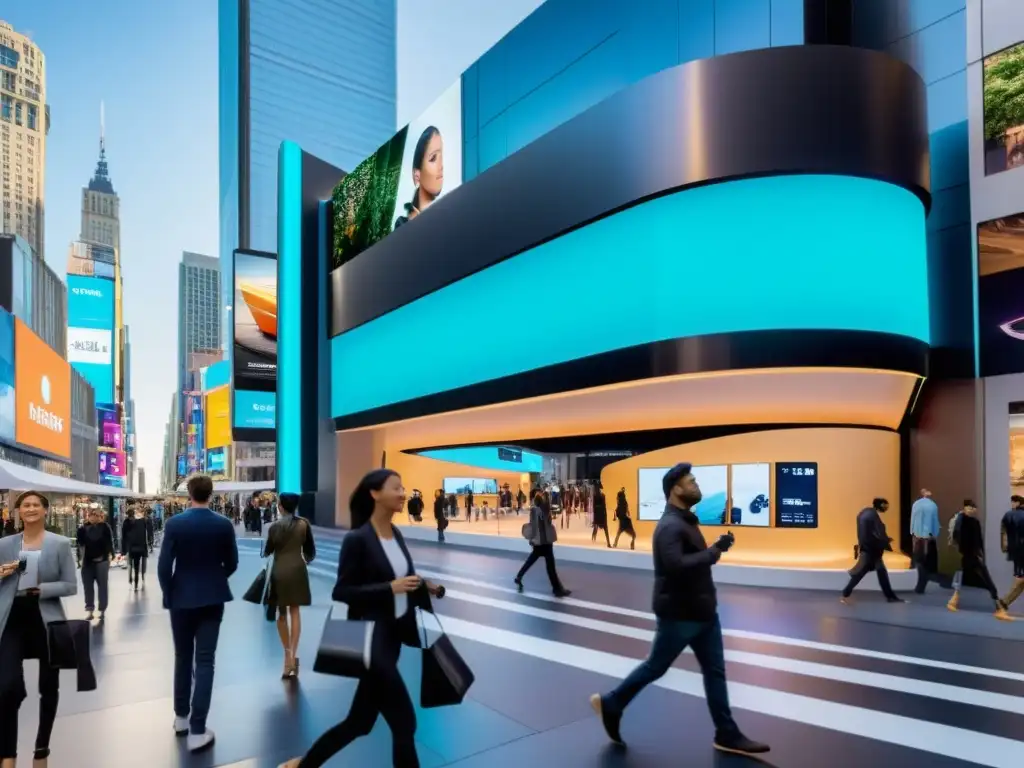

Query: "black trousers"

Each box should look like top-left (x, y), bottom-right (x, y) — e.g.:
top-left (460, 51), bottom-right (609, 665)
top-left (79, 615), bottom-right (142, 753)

top-left (913, 538), bottom-right (938, 593)
top-left (128, 552), bottom-right (147, 587)
top-left (515, 544), bottom-right (564, 592)
top-left (300, 626), bottom-right (418, 767)
top-left (0, 596), bottom-right (60, 759)
top-left (959, 555), bottom-right (999, 601)
top-left (842, 552), bottom-right (897, 599)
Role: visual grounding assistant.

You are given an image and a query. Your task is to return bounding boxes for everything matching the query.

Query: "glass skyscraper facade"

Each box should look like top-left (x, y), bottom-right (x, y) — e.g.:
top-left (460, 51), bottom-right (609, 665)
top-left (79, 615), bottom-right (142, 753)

top-left (177, 251), bottom-right (221, 391)
top-left (218, 0), bottom-right (397, 350)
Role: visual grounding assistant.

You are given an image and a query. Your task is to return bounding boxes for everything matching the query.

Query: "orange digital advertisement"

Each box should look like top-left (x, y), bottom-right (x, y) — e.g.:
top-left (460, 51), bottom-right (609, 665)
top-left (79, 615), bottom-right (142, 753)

top-left (15, 319), bottom-right (71, 459)
top-left (205, 385), bottom-right (231, 449)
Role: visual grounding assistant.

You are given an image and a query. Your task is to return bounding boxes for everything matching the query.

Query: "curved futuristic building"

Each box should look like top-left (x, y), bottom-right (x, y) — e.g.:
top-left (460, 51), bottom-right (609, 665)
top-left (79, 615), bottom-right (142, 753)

top-left (274, 41), bottom-right (941, 586)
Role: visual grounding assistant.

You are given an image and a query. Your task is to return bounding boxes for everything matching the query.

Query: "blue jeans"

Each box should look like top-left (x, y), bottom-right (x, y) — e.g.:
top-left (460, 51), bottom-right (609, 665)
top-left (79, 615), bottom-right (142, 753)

top-left (604, 615), bottom-right (737, 734)
top-left (170, 604), bottom-right (224, 734)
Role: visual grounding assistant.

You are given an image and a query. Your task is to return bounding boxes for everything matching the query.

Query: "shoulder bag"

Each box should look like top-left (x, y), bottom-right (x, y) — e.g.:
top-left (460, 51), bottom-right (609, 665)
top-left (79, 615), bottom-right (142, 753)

top-left (313, 605), bottom-right (376, 678)
top-left (419, 608), bottom-right (475, 708)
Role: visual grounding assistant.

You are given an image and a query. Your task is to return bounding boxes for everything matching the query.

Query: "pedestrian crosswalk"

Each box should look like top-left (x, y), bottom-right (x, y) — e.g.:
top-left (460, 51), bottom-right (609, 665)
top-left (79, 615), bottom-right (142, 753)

top-left (235, 536), bottom-right (1024, 767)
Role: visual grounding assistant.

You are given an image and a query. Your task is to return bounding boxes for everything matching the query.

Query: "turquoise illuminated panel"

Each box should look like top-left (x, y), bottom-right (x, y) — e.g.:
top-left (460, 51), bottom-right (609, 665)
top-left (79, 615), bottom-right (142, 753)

top-left (418, 447), bottom-right (544, 474)
top-left (277, 142), bottom-right (302, 492)
top-left (332, 175), bottom-right (929, 418)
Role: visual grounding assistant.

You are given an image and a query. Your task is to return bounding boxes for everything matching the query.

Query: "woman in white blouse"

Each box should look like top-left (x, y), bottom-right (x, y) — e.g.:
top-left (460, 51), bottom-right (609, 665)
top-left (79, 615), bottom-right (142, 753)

top-left (0, 491), bottom-right (78, 768)
top-left (280, 469), bottom-right (445, 768)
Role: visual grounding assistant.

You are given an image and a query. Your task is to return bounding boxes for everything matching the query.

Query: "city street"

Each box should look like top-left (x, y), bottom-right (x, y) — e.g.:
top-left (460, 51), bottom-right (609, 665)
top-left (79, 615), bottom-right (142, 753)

top-left (13, 531), bottom-right (1024, 767)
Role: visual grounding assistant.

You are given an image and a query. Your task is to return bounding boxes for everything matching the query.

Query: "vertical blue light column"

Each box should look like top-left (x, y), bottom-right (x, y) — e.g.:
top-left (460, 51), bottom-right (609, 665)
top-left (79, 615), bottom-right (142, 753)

top-left (277, 141), bottom-right (302, 493)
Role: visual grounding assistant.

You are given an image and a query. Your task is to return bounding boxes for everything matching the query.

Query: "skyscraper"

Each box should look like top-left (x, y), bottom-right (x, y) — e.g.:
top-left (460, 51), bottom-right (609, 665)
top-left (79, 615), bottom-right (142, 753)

top-left (0, 20), bottom-right (47, 261)
top-left (177, 251), bottom-right (221, 390)
top-left (218, 0), bottom-right (397, 346)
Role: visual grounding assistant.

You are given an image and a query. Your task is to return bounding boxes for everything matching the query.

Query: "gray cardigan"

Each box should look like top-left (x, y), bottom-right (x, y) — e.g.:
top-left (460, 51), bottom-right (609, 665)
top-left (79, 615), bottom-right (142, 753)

top-left (0, 531), bottom-right (77, 639)
top-left (529, 505), bottom-right (557, 547)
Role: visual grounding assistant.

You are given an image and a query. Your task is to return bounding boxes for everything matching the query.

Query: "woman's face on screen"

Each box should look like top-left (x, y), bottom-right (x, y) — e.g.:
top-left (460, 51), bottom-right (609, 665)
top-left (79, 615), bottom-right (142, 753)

top-left (415, 132), bottom-right (444, 201)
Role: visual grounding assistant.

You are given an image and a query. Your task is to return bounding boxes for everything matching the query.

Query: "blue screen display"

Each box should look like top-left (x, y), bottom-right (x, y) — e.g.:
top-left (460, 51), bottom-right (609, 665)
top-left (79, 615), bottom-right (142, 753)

top-left (203, 360), bottom-right (231, 392)
top-left (234, 389), bottom-right (276, 429)
top-left (418, 446), bottom-right (543, 473)
top-left (67, 275), bottom-right (115, 405)
top-left (330, 175), bottom-right (929, 418)
top-left (207, 448), bottom-right (226, 473)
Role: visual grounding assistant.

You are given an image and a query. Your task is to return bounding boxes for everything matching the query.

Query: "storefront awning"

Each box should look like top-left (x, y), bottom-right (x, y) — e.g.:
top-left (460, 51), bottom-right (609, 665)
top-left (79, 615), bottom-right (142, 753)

top-left (0, 458), bottom-right (142, 498)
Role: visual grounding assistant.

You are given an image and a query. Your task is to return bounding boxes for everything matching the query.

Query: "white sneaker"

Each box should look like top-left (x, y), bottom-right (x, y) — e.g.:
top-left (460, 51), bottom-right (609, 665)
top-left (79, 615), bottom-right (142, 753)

top-left (173, 716), bottom-right (189, 735)
top-left (187, 730), bottom-right (215, 752)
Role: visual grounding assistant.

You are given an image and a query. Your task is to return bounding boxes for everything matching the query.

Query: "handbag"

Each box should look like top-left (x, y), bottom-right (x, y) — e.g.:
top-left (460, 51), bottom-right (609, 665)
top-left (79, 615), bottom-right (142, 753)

top-left (313, 607), bottom-right (375, 678)
top-left (243, 553), bottom-right (275, 605)
top-left (521, 522), bottom-right (534, 540)
top-left (419, 609), bottom-right (475, 709)
top-left (47, 619), bottom-right (97, 692)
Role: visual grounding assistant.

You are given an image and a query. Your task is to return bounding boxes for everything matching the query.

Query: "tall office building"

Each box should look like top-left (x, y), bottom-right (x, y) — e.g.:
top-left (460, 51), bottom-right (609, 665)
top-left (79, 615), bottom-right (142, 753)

top-left (218, 0), bottom-right (397, 344)
top-left (177, 251), bottom-right (221, 389)
top-left (0, 21), bottom-right (47, 262)
top-left (136, 467), bottom-right (146, 495)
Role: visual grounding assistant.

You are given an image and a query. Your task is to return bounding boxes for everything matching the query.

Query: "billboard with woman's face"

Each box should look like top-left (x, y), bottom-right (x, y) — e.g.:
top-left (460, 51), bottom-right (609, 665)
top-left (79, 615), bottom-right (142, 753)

top-left (330, 78), bottom-right (463, 272)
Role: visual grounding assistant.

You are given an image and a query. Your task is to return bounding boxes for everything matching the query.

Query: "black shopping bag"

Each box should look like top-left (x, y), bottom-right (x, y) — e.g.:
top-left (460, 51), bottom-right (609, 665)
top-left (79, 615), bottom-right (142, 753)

top-left (47, 619), bottom-right (97, 692)
top-left (313, 609), bottom-right (375, 678)
top-left (243, 569), bottom-right (268, 604)
top-left (419, 610), bottom-right (474, 709)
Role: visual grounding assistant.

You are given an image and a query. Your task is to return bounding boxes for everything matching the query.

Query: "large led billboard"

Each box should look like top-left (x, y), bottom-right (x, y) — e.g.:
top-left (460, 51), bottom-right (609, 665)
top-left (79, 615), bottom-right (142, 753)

top-left (98, 449), bottom-right (126, 476)
top-left (233, 250), bottom-right (277, 392)
top-left (978, 213), bottom-right (1024, 376)
top-left (205, 385), bottom-right (230, 449)
top-left (984, 42), bottom-right (1024, 176)
top-left (0, 309), bottom-right (14, 442)
top-left (330, 79), bottom-right (463, 273)
top-left (15, 319), bottom-right (71, 459)
top-left (66, 275), bottom-right (115, 405)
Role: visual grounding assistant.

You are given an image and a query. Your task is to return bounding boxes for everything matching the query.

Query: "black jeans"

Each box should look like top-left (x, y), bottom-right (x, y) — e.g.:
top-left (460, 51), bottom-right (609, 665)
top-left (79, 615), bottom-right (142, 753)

top-left (170, 604), bottom-right (224, 735)
top-left (912, 538), bottom-right (937, 593)
top-left (82, 559), bottom-right (110, 612)
top-left (604, 615), bottom-right (738, 735)
top-left (0, 596), bottom-right (60, 759)
top-left (842, 553), bottom-right (897, 599)
top-left (128, 552), bottom-right (147, 587)
top-left (515, 544), bottom-right (563, 592)
top-left (300, 626), bottom-right (418, 767)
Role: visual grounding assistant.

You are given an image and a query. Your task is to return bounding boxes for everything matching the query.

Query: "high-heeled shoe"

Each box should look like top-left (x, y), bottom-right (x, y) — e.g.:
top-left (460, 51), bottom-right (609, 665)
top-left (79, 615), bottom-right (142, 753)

top-left (281, 651), bottom-right (293, 680)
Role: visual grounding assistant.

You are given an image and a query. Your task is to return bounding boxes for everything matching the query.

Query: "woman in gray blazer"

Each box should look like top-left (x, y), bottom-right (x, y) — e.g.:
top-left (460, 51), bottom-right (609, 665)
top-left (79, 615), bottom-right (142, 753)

top-left (0, 491), bottom-right (78, 767)
top-left (514, 491), bottom-right (571, 598)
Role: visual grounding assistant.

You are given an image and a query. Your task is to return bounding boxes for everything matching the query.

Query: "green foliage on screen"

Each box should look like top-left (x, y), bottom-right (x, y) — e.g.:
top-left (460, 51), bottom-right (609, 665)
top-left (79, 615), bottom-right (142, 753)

top-left (984, 42), bottom-right (1024, 141)
top-left (331, 126), bottom-right (408, 270)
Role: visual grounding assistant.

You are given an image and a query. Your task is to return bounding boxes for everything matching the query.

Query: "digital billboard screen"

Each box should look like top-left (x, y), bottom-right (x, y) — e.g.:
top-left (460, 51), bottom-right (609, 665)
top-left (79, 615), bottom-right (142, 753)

top-left (98, 449), bottom-right (126, 477)
top-left (983, 42), bottom-right (1024, 176)
top-left (978, 214), bottom-right (1024, 376)
top-left (15, 319), bottom-right (71, 459)
top-left (66, 275), bottom-right (115, 405)
top-left (330, 79), bottom-right (463, 274)
top-left (233, 250), bottom-right (277, 393)
top-left (234, 389), bottom-right (275, 430)
top-left (205, 386), bottom-right (230, 449)
top-left (775, 462), bottom-right (819, 528)
top-left (0, 309), bottom-right (14, 442)
top-left (207, 447), bottom-right (226, 474)
top-left (101, 421), bottom-right (123, 450)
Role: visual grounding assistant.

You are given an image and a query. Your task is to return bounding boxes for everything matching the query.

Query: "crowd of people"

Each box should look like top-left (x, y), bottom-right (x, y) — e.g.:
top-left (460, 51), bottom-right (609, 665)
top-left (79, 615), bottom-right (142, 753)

top-left (0, 468), bottom-right (1021, 767)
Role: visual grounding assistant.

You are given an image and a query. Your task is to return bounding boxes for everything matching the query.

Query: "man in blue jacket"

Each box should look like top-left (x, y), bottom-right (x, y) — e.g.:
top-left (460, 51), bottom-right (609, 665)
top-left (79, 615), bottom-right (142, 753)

top-left (909, 488), bottom-right (940, 594)
top-left (590, 463), bottom-right (769, 757)
top-left (158, 474), bottom-right (238, 753)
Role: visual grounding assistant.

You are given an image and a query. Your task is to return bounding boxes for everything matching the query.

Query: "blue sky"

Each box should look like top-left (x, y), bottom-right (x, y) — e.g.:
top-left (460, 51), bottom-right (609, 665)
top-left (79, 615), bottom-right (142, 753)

top-left (5, 0), bottom-right (219, 487)
top-left (4, 0), bottom-right (545, 490)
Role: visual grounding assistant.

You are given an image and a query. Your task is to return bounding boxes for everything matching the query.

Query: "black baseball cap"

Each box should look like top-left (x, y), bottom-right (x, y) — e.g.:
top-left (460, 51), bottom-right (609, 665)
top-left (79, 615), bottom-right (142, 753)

top-left (662, 463), bottom-right (693, 499)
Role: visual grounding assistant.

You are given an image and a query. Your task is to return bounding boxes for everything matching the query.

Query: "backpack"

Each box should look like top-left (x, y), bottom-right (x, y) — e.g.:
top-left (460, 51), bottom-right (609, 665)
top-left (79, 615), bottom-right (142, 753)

top-left (948, 511), bottom-right (962, 547)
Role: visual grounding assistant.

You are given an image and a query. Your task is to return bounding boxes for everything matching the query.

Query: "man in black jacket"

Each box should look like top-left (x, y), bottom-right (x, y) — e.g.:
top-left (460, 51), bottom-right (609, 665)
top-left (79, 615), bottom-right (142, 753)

top-left (591, 463), bottom-right (769, 757)
top-left (840, 498), bottom-right (902, 603)
top-left (998, 495), bottom-right (1024, 614)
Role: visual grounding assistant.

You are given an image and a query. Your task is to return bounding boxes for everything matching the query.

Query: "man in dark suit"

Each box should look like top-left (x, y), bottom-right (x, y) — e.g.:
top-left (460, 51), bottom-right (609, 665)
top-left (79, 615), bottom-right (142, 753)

top-left (591, 463), bottom-right (769, 757)
top-left (158, 474), bottom-right (238, 753)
